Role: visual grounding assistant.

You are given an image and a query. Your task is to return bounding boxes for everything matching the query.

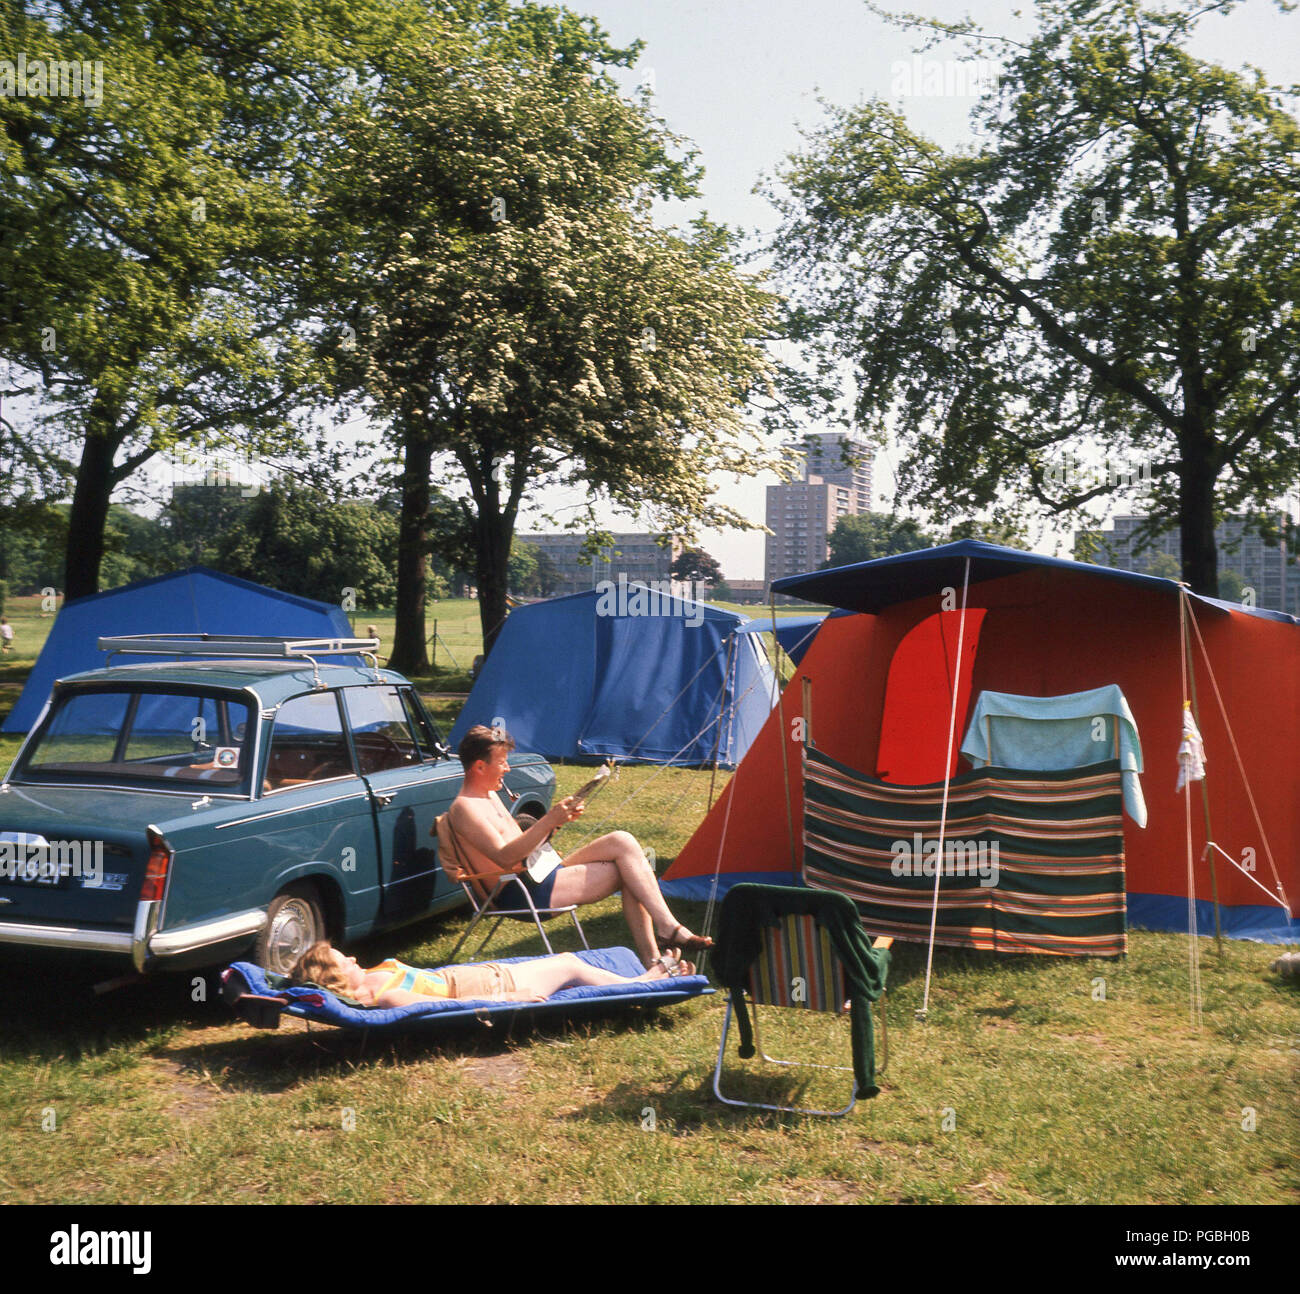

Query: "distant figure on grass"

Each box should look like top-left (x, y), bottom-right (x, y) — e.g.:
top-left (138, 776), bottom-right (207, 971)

top-left (0, 617), bottom-right (12, 653)
top-left (291, 940), bottom-right (693, 1007)
top-left (439, 725), bottom-right (713, 968)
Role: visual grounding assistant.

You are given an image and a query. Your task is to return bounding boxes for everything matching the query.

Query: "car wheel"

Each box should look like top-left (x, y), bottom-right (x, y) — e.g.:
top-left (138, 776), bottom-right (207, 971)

top-left (258, 884), bottom-right (325, 977)
top-left (515, 812), bottom-right (540, 831)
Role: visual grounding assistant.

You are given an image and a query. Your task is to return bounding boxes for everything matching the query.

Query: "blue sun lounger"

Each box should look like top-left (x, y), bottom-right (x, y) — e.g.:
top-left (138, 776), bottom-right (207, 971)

top-left (221, 946), bottom-right (712, 1031)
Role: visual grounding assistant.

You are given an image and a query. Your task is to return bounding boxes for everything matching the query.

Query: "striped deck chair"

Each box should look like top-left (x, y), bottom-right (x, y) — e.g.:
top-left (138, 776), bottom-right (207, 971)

top-left (712, 884), bottom-right (891, 1117)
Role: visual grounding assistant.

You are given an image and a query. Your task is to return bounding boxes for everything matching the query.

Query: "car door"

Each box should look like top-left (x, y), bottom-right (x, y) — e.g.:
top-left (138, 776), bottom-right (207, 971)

top-left (246, 689), bottom-right (384, 932)
top-left (341, 684), bottom-right (462, 925)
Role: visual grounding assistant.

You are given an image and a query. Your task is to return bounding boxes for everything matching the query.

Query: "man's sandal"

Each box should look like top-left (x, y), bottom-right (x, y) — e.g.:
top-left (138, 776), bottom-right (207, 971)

top-left (658, 923), bottom-right (713, 953)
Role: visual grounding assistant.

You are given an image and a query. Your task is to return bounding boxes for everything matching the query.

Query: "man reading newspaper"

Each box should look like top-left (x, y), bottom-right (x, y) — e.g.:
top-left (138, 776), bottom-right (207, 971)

top-left (439, 725), bottom-right (711, 968)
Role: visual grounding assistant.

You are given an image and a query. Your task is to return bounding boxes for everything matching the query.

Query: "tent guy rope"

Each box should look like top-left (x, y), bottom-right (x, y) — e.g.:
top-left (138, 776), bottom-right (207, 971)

top-left (918, 556), bottom-right (971, 1024)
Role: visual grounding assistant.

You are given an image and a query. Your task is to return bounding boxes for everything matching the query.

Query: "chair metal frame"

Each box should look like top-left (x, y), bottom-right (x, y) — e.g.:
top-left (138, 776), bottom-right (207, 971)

top-left (437, 815), bottom-right (589, 962)
top-left (713, 943), bottom-right (888, 1118)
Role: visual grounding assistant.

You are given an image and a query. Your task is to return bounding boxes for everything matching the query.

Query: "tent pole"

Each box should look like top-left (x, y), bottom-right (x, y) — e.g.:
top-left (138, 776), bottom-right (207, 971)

top-left (1177, 590), bottom-right (1205, 1026)
top-left (772, 592), bottom-right (798, 873)
top-left (1181, 595), bottom-right (1222, 951)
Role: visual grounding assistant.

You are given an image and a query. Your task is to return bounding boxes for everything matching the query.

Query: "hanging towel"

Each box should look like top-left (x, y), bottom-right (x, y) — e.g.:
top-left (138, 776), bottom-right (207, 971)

top-left (1176, 702), bottom-right (1206, 791)
top-left (960, 685), bottom-right (1147, 827)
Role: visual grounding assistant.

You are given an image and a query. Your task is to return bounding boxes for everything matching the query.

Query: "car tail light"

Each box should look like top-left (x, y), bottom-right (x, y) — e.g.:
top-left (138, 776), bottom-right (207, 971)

top-left (141, 830), bottom-right (172, 902)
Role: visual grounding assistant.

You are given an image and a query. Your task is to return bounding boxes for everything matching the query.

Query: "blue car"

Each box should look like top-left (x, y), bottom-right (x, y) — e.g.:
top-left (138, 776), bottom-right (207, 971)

top-left (0, 636), bottom-right (555, 976)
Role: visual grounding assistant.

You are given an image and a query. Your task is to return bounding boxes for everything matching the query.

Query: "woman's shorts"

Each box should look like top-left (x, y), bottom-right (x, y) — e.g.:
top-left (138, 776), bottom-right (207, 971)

top-left (440, 961), bottom-right (519, 1000)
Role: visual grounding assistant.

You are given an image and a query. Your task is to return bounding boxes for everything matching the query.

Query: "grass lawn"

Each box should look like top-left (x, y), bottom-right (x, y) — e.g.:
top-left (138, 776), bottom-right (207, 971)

top-left (0, 611), bottom-right (1294, 1205)
top-left (0, 756), bottom-right (1294, 1205)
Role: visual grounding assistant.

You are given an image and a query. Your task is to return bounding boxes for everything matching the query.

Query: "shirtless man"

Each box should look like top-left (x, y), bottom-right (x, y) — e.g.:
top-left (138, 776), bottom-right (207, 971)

top-left (439, 725), bottom-right (712, 967)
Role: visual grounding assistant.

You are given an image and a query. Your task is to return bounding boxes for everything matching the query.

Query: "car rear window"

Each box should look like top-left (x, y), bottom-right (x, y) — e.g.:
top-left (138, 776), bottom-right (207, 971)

top-left (23, 690), bottom-right (253, 788)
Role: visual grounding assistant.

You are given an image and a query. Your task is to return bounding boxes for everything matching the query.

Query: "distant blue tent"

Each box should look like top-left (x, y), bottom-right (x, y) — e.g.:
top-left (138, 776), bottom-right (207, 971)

top-left (3, 567), bottom-right (355, 733)
top-left (735, 613), bottom-right (830, 668)
top-left (449, 587), bottom-right (776, 765)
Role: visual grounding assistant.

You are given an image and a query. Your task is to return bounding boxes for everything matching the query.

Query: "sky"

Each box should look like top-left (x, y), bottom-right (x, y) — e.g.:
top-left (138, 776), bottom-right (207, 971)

top-left (506, 0), bottom-right (1299, 578)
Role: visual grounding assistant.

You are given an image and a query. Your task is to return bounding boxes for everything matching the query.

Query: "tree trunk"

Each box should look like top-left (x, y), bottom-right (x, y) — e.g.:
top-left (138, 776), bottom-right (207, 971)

top-left (64, 422), bottom-right (118, 602)
top-left (1179, 450), bottom-right (1219, 597)
top-left (476, 508), bottom-right (513, 658)
top-left (388, 421), bottom-right (432, 676)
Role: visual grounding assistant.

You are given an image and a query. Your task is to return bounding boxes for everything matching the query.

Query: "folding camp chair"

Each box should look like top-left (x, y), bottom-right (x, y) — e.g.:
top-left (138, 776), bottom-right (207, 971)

top-left (435, 813), bottom-right (589, 962)
top-left (712, 884), bottom-right (890, 1117)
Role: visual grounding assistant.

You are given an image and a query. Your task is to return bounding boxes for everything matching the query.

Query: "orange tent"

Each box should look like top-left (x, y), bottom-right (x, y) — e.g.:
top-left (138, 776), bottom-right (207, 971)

top-left (662, 543), bottom-right (1299, 942)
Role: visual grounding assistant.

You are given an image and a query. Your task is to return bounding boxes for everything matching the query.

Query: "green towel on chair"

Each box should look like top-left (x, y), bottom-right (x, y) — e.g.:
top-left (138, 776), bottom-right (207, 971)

top-left (713, 883), bottom-right (891, 1098)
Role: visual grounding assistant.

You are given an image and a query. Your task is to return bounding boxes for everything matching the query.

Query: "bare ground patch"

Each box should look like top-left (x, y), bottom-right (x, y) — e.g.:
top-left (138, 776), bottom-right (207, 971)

top-left (147, 1057), bottom-right (224, 1122)
top-left (457, 1051), bottom-right (531, 1092)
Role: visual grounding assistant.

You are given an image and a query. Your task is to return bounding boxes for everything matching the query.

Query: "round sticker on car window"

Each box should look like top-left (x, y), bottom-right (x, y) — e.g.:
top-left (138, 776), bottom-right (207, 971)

top-left (214, 747), bottom-right (239, 768)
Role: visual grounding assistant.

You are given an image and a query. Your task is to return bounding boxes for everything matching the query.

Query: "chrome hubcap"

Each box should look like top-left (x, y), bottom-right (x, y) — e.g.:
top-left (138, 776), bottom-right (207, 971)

top-left (267, 899), bottom-right (317, 973)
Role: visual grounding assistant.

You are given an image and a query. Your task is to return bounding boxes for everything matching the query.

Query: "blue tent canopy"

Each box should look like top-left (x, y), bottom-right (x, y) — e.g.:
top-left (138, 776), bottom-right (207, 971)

top-left (771, 539), bottom-right (1299, 623)
top-left (3, 568), bottom-right (355, 733)
top-left (449, 587), bottom-right (775, 765)
top-left (734, 613), bottom-right (827, 667)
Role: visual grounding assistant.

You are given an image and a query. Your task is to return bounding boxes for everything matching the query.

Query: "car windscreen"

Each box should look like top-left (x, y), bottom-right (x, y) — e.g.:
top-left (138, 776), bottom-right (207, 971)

top-left (20, 689), bottom-right (254, 789)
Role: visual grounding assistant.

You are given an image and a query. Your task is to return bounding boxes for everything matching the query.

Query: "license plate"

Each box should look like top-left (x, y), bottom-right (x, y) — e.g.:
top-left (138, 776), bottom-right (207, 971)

top-left (0, 832), bottom-right (67, 886)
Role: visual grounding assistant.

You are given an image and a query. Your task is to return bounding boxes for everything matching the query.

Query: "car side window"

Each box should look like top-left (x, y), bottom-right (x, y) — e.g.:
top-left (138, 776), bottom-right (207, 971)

top-left (266, 693), bottom-right (353, 791)
top-left (342, 686), bottom-right (421, 775)
top-left (399, 688), bottom-right (444, 760)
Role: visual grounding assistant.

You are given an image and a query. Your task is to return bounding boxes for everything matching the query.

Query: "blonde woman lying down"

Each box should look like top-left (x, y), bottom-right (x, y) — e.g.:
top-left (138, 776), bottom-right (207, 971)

top-left (290, 941), bottom-right (694, 1007)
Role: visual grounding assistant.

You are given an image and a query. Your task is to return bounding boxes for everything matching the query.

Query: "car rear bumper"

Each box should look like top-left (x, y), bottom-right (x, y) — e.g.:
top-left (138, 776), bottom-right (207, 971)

top-left (0, 903), bottom-right (268, 970)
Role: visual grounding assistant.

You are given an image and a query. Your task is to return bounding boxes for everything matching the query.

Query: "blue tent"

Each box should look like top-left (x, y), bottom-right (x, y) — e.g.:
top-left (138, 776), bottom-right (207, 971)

top-left (735, 613), bottom-right (831, 667)
top-left (449, 586), bottom-right (776, 765)
top-left (3, 567), bottom-right (355, 733)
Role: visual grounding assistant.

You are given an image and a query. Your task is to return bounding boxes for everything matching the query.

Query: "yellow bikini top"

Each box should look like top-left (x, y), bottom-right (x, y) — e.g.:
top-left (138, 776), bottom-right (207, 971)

top-left (367, 958), bottom-right (450, 1000)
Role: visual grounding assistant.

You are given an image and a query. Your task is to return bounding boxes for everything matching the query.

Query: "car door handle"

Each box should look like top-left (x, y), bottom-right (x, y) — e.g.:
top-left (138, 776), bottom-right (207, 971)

top-left (374, 792), bottom-right (395, 807)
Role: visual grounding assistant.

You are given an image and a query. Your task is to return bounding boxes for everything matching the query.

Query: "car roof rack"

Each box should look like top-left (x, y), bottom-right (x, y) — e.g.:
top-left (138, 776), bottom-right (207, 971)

top-left (97, 635), bottom-right (383, 687)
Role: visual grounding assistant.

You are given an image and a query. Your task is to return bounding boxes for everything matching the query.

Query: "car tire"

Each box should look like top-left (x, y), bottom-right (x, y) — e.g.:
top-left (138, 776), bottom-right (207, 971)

top-left (257, 883), bottom-right (326, 977)
top-left (515, 812), bottom-right (540, 831)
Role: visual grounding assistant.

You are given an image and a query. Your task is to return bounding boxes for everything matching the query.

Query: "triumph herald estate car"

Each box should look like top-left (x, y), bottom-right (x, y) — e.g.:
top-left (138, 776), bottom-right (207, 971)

top-left (0, 635), bottom-right (555, 976)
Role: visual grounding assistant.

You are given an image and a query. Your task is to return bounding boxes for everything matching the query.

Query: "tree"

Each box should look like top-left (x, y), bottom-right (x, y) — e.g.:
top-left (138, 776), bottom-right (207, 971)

top-left (211, 483), bottom-right (398, 608)
top-left (319, 9), bottom-right (788, 665)
top-left (1147, 551), bottom-right (1185, 580)
top-left (532, 549), bottom-right (562, 598)
top-left (0, 1), bottom-right (380, 600)
top-left (0, 501), bottom-right (66, 593)
top-left (946, 518), bottom-right (1030, 549)
top-left (1216, 568), bottom-right (1249, 602)
top-left (671, 544), bottom-right (724, 601)
top-left (162, 484), bottom-right (260, 569)
top-left (508, 539), bottom-right (538, 597)
top-left (671, 547), bottom-right (724, 585)
top-left (0, 501), bottom-right (176, 592)
top-left (506, 540), bottom-right (561, 598)
top-left (825, 512), bottom-right (936, 567)
top-left (773, 0), bottom-right (1300, 595)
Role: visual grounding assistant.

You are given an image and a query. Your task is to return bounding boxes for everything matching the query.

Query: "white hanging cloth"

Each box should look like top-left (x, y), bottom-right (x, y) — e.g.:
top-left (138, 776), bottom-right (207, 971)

top-left (1175, 701), bottom-right (1206, 792)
